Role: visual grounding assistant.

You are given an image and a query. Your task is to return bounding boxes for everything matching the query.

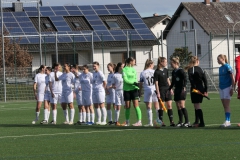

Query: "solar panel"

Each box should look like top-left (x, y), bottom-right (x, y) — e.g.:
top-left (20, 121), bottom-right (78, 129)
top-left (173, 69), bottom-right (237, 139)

top-left (136, 29), bottom-right (152, 35)
top-left (50, 16), bottom-right (65, 21)
top-left (78, 6), bottom-right (92, 10)
top-left (123, 30), bottom-right (138, 35)
top-left (95, 10), bottom-right (109, 15)
top-left (109, 30), bottom-right (125, 35)
top-left (3, 18), bottom-right (16, 23)
top-left (125, 14), bottom-right (140, 19)
top-left (26, 12), bottom-right (39, 17)
top-left (95, 30), bottom-right (111, 36)
top-left (122, 9), bottom-right (136, 14)
top-left (3, 12), bottom-right (13, 17)
top-left (129, 34), bottom-right (142, 40)
top-left (8, 28), bottom-right (23, 33)
top-left (52, 21), bottom-right (68, 27)
top-left (42, 37), bottom-right (56, 43)
top-left (19, 22), bottom-right (35, 28)
top-left (54, 11), bottom-right (69, 16)
top-left (68, 11), bottom-right (83, 16)
top-left (132, 23), bottom-right (147, 29)
top-left (128, 19), bottom-right (144, 24)
top-left (22, 27), bottom-right (37, 33)
top-left (72, 36), bottom-right (86, 42)
top-left (92, 25), bottom-right (107, 30)
top-left (140, 35), bottom-right (156, 40)
top-left (58, 36), bottom-right (72, 43)
top-left (12, 12), bottom-right (27, 17)
top-left (105, 5), bottom-right (120, 10)
top-left (64, 6), bottom-right (79, 11)
top-left (5, 23), bottom-right (19, 28)
top-left (41, 11), bottom-right (55, 16)
top-left (92, 5), bottom-right (106, 10)
top-left (113, 35), bottom-right (127, 41)
top-left (119, 4), bottom-right (133, 9)
top-left (100, 35), bottom-right (114, 41)
top-left (89, 20), bottom-right (104, 26)
top-left (15, 17), bottom-right (30, 22)
top-left (17, 37), bottom-right (29, 44)
top-left (82, 10), bottom-right (96, 15)
top-left (23, 7), bottom-right (37, 12)
top-left (56, 26), bottom-right (72, 32)
top-left (40, 7), bottom-right (52, 12)
top-left (85, 15), bottom-right (100, 21)
top-left (108, 10), bottom-right (123, 15)
top-left (28, 37), bottom-right (40, 44)
top-left (51, 6), bottom-right (65, 11)
top-left (85, 35), bottom-right (100, 42)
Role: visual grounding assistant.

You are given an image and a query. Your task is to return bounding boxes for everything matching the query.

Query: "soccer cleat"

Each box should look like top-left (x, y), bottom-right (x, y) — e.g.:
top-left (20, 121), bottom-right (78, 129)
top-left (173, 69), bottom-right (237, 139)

top-left (161, 122), bottom-right (166, 127)
top-left (183, 122), bottom-right (191, 127)
top-left (176, 122), bottom-right (183, 127)
top-left (50, 120), bottom-right (56, 125)
top-left (144, 124), bottom-right (153, 127)
top-left (40, 120), bottom-right (48, 124)
top-left (170, 122), bottom-right (175, 127)
top-left (115, 122), bottom-right (121, 126)
top-left (63, 121), bottom-right (69, 125)
top-left (220, 121), bottom-right (231, 128)
top-left (107, 121), bottom-right (114, 125)
top-left (74, 121), bottom-right (81, 125)
top-left (132, 122), bottom-right (142, 126)
top-left (192, 122), bottom-right (199, 127)
top-left (68, 121), bottom-right (74, 125)
top-left (96, 121), bottom-right (101, 125)
top-left (121, 121), bottom-right (129, 126)
top-left (100, 122), bottom-right (107, 125)
top-left (87, 122), bottom-right (94, 125)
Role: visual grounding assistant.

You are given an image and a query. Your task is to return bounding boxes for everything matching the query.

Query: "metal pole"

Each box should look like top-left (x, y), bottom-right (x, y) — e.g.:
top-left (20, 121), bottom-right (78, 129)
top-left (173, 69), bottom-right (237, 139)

top-left (227, 28), bottom-right (230, 65)
top-left (37, 0), bottom-right (42, 65)
top-left (194, 29), bottom-right (197, 57)
top-left (209, 32), bottom-right (212, 68)
top-left (55, 32), bottom-right (58, 63)
top-left (127, 31), bottom-right (129, 57)
top-left (44, 36), bottom-right (46, 65)
top-left (91, 32), bottom-right (94, 62)
top-left (101, 34), bottom-right (105, 74)
top-left (130, 32), bottom-right (132, 57)
top-left (161, 30), bottom-right (163, 57)
top-left (14, 38), bottom-right (18, 100)
top-left (1, 0), bottom-right (6, 102)
top-left (157, 32), bottom-right (160, 57)
top-left (73, 35), bottom-right (76, 64)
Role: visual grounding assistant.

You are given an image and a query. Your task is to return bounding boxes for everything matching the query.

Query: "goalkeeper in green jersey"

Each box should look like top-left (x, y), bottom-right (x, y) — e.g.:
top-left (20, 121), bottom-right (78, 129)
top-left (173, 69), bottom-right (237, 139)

top-left (121, 57), bottom-right (142, 126)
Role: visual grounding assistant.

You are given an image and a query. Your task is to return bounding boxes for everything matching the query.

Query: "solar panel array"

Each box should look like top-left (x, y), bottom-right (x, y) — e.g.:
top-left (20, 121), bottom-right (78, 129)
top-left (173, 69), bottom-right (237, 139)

top-left (2, 4), bottom-right (156, 44)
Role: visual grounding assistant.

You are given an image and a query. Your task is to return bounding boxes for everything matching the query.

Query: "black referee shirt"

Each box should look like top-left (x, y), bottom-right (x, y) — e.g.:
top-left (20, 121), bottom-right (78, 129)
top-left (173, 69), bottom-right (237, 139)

top-left (154, 68), bottom-right (169, 89)
top-left (169, 68), bottom-right (187, 90)
top-left (188, 66), bottom-right (208, 92)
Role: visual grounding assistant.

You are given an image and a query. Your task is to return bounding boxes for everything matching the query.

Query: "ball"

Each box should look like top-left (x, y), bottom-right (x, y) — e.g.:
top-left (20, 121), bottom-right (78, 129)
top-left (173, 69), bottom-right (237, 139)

top-left (153, 119), bottom-right (163, 128)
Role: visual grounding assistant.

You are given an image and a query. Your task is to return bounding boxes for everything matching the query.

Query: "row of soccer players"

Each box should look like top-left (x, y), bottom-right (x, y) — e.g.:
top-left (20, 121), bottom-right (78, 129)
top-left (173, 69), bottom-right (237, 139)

top-left (33, 54), bottom-right (234, 127)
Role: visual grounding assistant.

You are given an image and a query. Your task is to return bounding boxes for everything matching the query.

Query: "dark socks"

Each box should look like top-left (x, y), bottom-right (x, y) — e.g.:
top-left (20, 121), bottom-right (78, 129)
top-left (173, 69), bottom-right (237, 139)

top-left (177, 109), bottom-right (183, 123)
top-left (167, 109), bottom-right (173, 123)
top-left (181, 108), bottom-right (189, 123)
top-left (197, 109), bottom-right (204, 125)
top-left (158, 109), bottom-right (163, 121)
top-left (194, 109), bottom-right (199, 124)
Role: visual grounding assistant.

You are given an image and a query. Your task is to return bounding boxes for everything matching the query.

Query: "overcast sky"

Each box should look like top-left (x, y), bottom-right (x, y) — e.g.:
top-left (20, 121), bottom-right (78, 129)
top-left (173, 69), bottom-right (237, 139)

top-left (44, 0), bottom-right (239, 17)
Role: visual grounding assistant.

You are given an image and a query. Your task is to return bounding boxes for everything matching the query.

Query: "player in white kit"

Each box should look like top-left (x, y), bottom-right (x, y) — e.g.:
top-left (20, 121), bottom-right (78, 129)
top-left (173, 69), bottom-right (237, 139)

top-left (32, 65), bottom-right (46, 124)
top-left (49, 63), bottom-right (63, 125)
top-left (106, 63), bottom-right (116, 125)
top-left (40, 67), bottom-right (52, 124)
top-left (72, 64), bottom-right (86, 125)
top-left (54, 63), bottom-right (75, 125)
top-left (139, 59), bottom-right (159, 127)
top-left (111, 62), bottom-right (124, 126)
top-left (80, 65), bottom-right (95, 125)
top-left (92, 61), bottom-right (107, 125)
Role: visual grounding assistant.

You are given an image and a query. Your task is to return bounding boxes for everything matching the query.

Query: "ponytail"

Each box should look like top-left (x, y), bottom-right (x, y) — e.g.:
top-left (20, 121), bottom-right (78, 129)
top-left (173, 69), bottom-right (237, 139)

top-left (115, 62), bottom-right (123, 73)
top-left (144, 59), bottom-right (153, 70)
top-left (185, 56), bottom-right (198, 71)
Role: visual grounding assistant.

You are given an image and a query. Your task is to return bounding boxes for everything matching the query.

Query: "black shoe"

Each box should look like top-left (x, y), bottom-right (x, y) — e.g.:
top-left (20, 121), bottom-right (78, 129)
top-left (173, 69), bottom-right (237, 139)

top-left (81, 121), bottom-right (86, 125)
top-left (170, 122), bottom-right (175, 127)
top-left (74, 121), bottom-right (81, 125)
top-left (40, 120), bottom-right (48, 124)
top-left (107, 121), bottom-right (114, 125)
top-left (176, 122), bottom-right (183, 127)
top-left (198, 123), bottom-right (205, 127)
top-left (161, 122), bottom-right (166, 127)
top-left (192, 122), bottom-right (199, 127)
top-left (183, 122), bottom-right (191, 127)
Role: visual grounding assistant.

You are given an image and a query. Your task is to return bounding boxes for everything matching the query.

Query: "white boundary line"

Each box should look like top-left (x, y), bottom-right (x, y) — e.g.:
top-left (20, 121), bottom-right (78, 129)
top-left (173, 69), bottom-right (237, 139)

top-left (205, 123), bottom-right (239, 127)
top-left (0, 129), bottom-right (138, 139)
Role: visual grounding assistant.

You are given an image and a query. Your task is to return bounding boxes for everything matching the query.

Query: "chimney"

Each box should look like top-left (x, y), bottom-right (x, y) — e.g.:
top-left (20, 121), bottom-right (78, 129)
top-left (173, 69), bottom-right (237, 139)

top-left (204, 0), bottom-right (210, 5)
top-left (153, 13), bottom-right (159, 17)
top-left (212, 0), bottom-right (220, 2)
top-left (12, 0), bottom-right (23, 12)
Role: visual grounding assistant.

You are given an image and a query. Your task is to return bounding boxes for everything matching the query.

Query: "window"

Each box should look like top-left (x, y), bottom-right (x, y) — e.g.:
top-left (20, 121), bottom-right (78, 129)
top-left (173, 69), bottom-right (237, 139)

top-left (181, 21), bottom-right (188, 31)
top-left (162, 21), bottom-right (166, 25)
top-left (105, 20), bottom-right (121, 30)
top-left (43, 22), bottom-right (52, 29)
top-left (225, 15), bottom-right (233, 23)
top-left (197, 44), bottom-right (201, 55)
top-left (52, 54), bottom-right (78, 66)
top-left (110, 51), bottom-right (136, 64)
top-left (190, 20), bottom-right (194, 30)
top-left (72, 21), bottom-right (81, 29)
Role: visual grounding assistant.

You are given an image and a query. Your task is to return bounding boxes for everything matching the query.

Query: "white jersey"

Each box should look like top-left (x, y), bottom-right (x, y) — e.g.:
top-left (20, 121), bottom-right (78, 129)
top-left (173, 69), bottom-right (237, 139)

top-left (74, 72), bottom-right (81, 93)
top-left (112, 73), bottom-right (123, 90)
top-left (80, 72), bottom-right (93, 92)
top-left (49, 71), bottom-right (63, 93)
top-left (34, 73), bottom-right (46, 94)
top-left (140, 69), bottom-right (156, 91)
top-left (92, 71), bottom-right (106, 92)
top-left (58, 72), bottom-right (75, 92)
top-left (45, 75), bottom-right (50, 92)
top-left (107, 73), bottom-right (114, 92)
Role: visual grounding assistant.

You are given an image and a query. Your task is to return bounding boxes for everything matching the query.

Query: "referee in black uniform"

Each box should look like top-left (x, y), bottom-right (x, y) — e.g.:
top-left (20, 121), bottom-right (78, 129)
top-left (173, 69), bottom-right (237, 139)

top-left (186, 56), bottom-right (208, 127)
top-left (154, 57), bottom-right (175, 126)
top-left (168, 57), bottom-right (190, 127)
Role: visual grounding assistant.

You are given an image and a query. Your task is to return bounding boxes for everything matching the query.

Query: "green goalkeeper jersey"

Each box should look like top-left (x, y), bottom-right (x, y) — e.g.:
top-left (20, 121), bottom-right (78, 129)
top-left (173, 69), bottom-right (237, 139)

top-left (122, 66), bottom-right (139, 91)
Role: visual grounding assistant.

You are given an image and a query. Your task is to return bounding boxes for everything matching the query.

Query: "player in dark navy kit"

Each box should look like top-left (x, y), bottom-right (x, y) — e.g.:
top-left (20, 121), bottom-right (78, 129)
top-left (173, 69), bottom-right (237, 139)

top-left (154, 57), bottom-right (175, 126)
top-left (167, 57), bottom-right (190, 127)
top-left (185, 56), bottom-right (208, 127)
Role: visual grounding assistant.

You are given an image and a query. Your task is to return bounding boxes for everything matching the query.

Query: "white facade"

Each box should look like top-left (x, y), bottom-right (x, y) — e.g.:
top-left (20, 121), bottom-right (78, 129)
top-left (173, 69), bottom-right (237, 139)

top-left (166, 8), bottom-right (235, 69)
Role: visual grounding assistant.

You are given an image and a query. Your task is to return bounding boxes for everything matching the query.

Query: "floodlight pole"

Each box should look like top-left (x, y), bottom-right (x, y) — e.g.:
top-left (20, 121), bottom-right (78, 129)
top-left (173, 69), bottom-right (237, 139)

top-left (37, 0), bottom-right (42, 65)
top-left (1, 0), bottom-right (6, 102)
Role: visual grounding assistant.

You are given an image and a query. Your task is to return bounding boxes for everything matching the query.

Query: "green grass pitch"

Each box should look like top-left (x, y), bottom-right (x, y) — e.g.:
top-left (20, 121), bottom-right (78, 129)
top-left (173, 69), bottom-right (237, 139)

top-left (0, 93), bottom-right (240, 159)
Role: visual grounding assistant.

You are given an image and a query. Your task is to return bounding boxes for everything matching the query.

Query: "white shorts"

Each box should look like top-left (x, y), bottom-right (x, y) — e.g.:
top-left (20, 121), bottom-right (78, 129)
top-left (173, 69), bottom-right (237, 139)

top-left (115, 90), bottom-right (124, 106)
top-left (144, 89), bottom-right (158, 103)
top-left (75, 91), bottom-right (83, 106)
top-left (44, 91), bottom-right (51, 101)
top-left (37, 93), bottom-right (44, 102)
top-left (106, 89), bottom-right (115, 104)
top-left (219, 87), bottom-right (231, 100)
top-left (92, 91), bottom-right (105, 104)
top-left (82, 91), bottom-right (92, 106)
top-left (50, 93), bottom-right (62, 104)
top-left (61, 91), bottom-right (73, 103)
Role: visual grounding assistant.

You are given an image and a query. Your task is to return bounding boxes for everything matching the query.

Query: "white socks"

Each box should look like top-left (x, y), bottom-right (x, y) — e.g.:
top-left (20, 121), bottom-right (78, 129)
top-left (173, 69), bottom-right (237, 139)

top-left (115, 110), bottom-right (120, 122)
top-left (148, 109), bottom-right (153, 124)
top-left (101, 107), bottom-right (107, 123)
top-left (63, 110), bottom-right (69, 122)
top-left (52, 110), bottom-right (57, 122)
top-left (79, 112), bottom-right (82, 122)
top-left (91, 113), bottom-right (95, 123)
top-left (87, 113), bottom-right (90, 122)
top-left (96, 108), bottom-right (101, 122)
top-left (107, 109), bottom-right (112, 121)
top-left (44, 109), bottom-right (48, 121)
top-left (70, 109), bottom-right (75, 122)
top-left (82, 112), bottom-right (86, 122)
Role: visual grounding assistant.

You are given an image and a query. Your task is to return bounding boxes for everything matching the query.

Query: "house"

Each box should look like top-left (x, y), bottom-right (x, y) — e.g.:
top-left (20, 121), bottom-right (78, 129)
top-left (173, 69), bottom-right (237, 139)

top-left (163, 0), bottom-right (240, 68)
top-left (143, 14), bottom-right (171, 61)
top-left (1, 1), bottom-right (157, 75)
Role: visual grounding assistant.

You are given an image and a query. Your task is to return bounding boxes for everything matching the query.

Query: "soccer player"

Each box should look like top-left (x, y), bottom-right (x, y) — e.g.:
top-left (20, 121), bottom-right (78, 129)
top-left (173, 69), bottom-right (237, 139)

top-left (154, 57), bottom-right (175, 126)
top-left (49, 63), bottom-right (62, 125)
top-left (54, 63), bottom-right (75, 125)
top-left (72, 64), bottom-right (85, 125)
top-left (106, 63), bottom-right (116, 125)
top-left (112, 62), bottom-right (124, 126)
top-left (217, 54), bottom-right (234, 127)
top-left (186, 56), bottom-right (208, 127)
top-left (92, 61), bottom-right (107, 125)
top-left (167, 57), bottom-right (190, 127)
top-left (122, 57), bottom-right (142, 126)
top-left (32, 65), bottom-right (46, 124)
top-left (140, 59), bottom-right (159, 127)
top-left (80, 65), bottom-right (95, 125)
top-left (40, 67), bottom-right (52, 124)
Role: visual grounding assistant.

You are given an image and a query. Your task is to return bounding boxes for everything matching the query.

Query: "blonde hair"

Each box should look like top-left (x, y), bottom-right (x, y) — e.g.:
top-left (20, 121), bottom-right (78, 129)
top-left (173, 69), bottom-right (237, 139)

top-left (218, 54), bottom-right (228, 63)
top-left (171, 56), bottom-right (180, 65)
top-left (157, 57), bottom-right (166, 68)
top-left (185, 56), bottom-right (198, 71)
top-left (144, 59), bottom-right (153, 70)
